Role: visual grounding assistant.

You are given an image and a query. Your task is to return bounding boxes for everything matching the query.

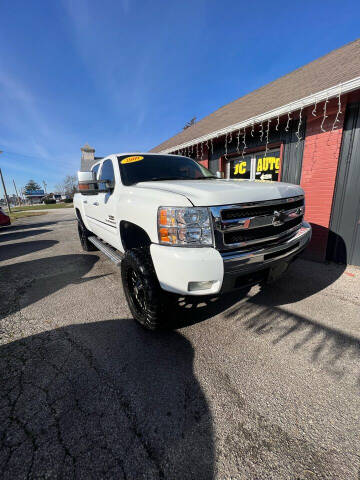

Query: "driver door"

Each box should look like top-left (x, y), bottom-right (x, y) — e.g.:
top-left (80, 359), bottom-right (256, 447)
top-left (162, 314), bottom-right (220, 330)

top-left (92, 158), bottom-right (120, 247)
top-left (83, 162), bottom-right (103, 236)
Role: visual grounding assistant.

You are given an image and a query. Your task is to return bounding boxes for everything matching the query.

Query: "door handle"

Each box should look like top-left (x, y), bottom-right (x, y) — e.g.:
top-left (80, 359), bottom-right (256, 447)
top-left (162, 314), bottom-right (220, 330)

top-left (83, 200), bottom-right (87, 204)
top-left (93, 202), bottom-right (99, 206)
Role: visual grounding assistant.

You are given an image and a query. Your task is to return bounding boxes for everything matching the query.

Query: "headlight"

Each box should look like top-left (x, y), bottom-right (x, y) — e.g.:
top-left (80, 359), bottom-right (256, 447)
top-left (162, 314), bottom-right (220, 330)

top-left (158, 207), bottom-right (213, 246)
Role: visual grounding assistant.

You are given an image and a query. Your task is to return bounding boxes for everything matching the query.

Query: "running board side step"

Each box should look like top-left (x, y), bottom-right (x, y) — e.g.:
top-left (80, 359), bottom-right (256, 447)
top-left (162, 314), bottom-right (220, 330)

top-left (88, 236), bottom-right (123, 266)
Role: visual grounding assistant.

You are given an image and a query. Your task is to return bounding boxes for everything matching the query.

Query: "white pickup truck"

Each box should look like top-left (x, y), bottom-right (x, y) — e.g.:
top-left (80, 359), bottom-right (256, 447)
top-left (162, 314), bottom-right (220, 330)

top-left (74, 153), bottom-right (311, 329)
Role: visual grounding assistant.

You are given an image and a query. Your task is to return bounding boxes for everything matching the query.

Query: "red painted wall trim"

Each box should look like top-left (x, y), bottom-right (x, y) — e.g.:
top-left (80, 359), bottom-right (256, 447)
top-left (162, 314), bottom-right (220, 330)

top-left (300, 99), bottom-right (346, 261)
top-left (198, 159), bottom-right (209, 168)
top-left (278, 142), bottom-right (284, 181)
top-left (197, 144), bottom-right (209, 169)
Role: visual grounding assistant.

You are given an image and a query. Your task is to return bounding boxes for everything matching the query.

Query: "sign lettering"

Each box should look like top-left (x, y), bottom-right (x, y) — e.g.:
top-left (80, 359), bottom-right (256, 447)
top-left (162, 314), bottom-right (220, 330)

top-left (257, 157), bottom-right (280, 172)
top-left (234, 161), bottom-right (247, 175)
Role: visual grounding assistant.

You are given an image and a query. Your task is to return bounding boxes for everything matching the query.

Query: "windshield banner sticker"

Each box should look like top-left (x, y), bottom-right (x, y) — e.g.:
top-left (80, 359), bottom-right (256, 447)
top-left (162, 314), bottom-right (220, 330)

top-left (121, 156), bottom-right (144, 164)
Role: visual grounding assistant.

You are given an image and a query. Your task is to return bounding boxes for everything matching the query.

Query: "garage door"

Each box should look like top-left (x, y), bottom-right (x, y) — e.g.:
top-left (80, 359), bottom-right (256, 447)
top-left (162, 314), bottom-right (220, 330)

top-left (328, 102), bottom-right (360, 266)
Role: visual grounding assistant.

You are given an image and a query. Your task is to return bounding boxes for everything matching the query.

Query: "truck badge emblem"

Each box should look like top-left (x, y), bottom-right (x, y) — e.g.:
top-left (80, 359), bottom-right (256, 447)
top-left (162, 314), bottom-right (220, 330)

top-left (272, 210), bottom-right (284, 226)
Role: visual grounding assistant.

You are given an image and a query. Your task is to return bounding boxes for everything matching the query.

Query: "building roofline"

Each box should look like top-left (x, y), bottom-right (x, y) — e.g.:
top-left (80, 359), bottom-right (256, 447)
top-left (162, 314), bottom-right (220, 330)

top-left (156, 75), bottom-right (360, 154)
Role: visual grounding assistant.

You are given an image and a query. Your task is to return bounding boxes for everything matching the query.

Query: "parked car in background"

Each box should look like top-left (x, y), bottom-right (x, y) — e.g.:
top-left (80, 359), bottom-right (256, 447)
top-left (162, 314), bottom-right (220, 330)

top-left (0, 207), bottom-right (11, 226)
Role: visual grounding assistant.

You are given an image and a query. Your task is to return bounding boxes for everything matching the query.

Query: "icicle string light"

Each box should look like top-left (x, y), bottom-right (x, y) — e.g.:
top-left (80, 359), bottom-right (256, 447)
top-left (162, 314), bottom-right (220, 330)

top-left (312, 98), bottom-right (318, 117)
top-left (276, 115), bottom-right (280, 131)
top-left (259, 122), bottom-right (264, 142)
top-left (295, 106), bottom-right (303, 148)
top-left (236, 128), bottom-right (241, 153)
top-left (242, 128), bottom-right (247, 159)
top-left (285, 111), bottom-right (292, 132)
top-left (264, 119), bottom-right (271, 158)
top-left (332, 90), bottom-right (342, 130)
top-left (321, 96), bottom-right (329, 132)
top-left (167, 86), bottom-right (345, 161)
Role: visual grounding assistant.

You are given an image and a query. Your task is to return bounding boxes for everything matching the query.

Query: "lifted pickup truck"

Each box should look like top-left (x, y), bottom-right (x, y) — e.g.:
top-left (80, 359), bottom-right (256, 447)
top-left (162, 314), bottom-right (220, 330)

top-left (74, 153), bottom-right (311, 329)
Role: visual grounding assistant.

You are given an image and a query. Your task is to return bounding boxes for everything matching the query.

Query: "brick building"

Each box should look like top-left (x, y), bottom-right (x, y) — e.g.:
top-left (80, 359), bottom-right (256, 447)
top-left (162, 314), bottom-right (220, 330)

top-left (151, 39), bottom-right (360, 266)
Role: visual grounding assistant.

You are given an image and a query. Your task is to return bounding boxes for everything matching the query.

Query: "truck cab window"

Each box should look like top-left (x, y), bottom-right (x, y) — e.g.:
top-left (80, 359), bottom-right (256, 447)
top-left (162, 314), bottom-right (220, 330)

top-left (91, 163), bottom-right (101, 179)
top-left (99, 159), bottom-right (115, 188)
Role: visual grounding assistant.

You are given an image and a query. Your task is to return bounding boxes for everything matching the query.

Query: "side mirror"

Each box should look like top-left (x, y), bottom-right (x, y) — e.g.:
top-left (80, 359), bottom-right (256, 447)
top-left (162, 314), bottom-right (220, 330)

top-left (77, 171), bottom-right (98, 194)
top-left (98, 180), bottom-right (114, 192)
top-left (216, 171), bottom-right (224, 179)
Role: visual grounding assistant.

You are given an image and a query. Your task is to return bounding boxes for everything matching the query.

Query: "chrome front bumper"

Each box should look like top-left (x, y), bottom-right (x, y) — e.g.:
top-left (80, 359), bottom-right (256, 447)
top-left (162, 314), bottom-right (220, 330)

top-left (220, 221), bottom-right (312, 292)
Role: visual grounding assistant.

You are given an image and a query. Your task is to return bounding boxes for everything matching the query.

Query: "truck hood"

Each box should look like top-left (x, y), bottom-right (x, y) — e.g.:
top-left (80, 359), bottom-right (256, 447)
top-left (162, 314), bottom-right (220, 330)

top-left (135, 179), bottom-right (304, 206)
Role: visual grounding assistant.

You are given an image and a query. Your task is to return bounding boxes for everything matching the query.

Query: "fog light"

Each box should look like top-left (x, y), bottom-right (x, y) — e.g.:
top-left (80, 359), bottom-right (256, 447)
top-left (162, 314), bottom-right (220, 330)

top-left (188, 281), bottom-right (216, 292)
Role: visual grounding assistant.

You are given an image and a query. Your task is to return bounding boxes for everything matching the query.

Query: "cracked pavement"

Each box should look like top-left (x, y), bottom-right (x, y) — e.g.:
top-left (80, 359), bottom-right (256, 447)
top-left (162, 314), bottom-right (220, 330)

top-left (0, 210), bottom-right (360, 479)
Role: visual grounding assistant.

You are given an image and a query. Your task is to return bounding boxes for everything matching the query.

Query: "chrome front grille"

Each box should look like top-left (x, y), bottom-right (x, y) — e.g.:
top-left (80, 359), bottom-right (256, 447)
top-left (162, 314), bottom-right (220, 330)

top-left (210, 196), bottom-right (305, 251)
top-left (220, 198), bottom-right (304, 220)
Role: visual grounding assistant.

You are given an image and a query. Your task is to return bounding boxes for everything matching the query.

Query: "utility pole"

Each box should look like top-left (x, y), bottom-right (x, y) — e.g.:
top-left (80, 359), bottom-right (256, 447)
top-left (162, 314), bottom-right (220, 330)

top-left (20, 186), bottom-right (26, 204)
top-left (0, 151), bottom-right (11, 214)
top-left (13, 179), bottom-right (22, 206)
top-left (43, 180), bottom-right (47, 194)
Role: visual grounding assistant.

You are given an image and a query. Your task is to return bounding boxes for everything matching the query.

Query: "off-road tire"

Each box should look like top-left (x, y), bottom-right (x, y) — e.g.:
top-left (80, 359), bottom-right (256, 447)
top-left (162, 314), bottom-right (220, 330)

top-left (77, 219), bottom-right (98, 252)
top-left (121, 247), bottom-right (171, 330)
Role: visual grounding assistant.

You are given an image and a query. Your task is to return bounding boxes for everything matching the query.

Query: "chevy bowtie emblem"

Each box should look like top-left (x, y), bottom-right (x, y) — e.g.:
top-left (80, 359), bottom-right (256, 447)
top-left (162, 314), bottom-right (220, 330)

top-left (272, 210), bottom-right (284, 226)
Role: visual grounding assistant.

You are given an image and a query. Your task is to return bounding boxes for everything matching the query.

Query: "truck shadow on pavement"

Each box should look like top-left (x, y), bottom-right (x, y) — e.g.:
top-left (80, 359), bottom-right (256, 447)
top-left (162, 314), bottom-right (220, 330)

top-left (0, 217), bottom-right (75, 233)
top-left (0, 249), bottom-right (215, 479)
top-left (0, 240), bottom-right (58, 262)
top-left (170, 259), bottom-right (360, 386)
top-left (0, 320), bottom-right (214, 479)
top-left (0, 254), bottom-right (103, 321)
top-left (222, 260), bottom-right (360, 385)
top-left (170, 258), bottom-right (346, 327)
top-left (0, 228), bottom-right (53, 242)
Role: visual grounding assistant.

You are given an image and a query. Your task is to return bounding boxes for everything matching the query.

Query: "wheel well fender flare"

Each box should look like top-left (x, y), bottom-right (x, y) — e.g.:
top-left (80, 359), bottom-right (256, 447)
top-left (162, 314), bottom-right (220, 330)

top-left (75, 208), bottom-right (82, 222)
top-left (120, 221), bottom-right (152, 251)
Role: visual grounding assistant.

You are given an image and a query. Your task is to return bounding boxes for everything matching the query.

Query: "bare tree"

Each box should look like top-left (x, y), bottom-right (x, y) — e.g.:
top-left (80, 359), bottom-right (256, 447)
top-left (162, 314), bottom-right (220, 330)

top-left (63, 175), bottom-right (77, 196)
top-left (54, 175), bottom-right (77, 197)
top-left (54, 183), bottom-right (65, 195)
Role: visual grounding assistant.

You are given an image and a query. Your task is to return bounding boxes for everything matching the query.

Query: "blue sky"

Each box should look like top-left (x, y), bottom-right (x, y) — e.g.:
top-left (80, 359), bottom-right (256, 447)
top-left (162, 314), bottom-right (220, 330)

top-left (0, 0), bottom-right (359, 194)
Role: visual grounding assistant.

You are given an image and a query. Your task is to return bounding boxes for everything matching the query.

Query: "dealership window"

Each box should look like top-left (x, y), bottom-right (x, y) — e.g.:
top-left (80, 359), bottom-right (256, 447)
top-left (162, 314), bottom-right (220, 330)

top-left (227, 148), bottom-right (281, 181)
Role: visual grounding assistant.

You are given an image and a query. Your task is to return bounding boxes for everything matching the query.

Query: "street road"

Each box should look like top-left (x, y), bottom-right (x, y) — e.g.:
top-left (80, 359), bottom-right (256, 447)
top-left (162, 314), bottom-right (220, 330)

top-left (1, 209), bottom-right (360, 479)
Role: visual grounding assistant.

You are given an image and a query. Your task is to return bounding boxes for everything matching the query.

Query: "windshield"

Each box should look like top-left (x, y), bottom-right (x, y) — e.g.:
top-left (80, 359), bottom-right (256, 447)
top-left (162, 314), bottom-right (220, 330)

top-left (118, 154), bottom-right (215, 186)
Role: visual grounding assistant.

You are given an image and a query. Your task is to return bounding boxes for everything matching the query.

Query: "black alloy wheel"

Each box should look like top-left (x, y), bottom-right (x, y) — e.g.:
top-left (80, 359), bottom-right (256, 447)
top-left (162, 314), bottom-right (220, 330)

top-left (121, 247), bottom-right (170, 330)
top-left (128, 267), bottom-right (147, 312)
top-left (77, 220), bottom-right (98, 251)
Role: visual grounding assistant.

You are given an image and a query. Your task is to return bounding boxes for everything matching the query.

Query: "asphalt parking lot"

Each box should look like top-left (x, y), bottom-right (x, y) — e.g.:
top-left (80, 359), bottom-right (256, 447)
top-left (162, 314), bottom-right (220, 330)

top-left (1, 209), bottom-right (360, 479)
